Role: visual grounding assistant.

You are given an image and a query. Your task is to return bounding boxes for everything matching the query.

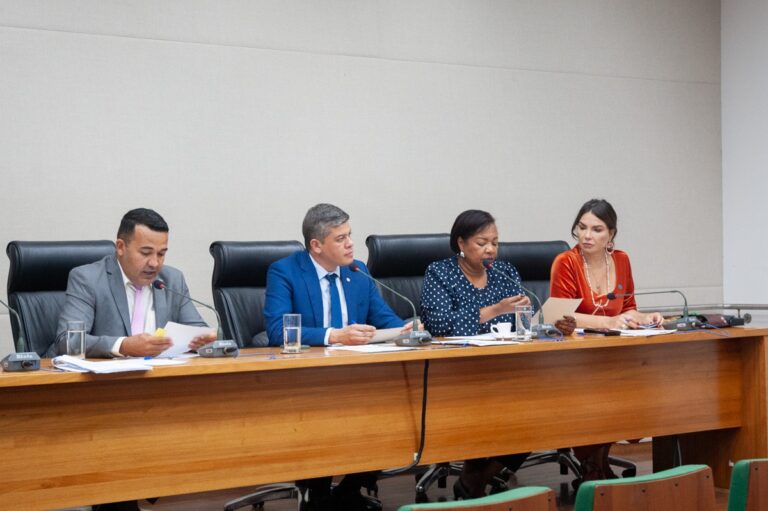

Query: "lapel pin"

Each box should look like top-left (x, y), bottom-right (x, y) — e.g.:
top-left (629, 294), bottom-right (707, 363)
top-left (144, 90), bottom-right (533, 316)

top-left (346, 277), bottom-right (351, 282)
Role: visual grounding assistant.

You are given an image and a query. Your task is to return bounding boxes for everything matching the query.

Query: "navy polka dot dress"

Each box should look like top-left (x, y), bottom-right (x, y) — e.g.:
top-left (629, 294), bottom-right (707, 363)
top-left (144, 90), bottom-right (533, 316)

top-left (420, 255), bottom-right (527, 336)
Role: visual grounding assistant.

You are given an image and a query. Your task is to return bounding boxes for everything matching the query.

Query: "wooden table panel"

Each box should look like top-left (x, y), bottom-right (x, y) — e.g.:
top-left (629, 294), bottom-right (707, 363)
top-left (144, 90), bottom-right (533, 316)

top-left (421, 339), bottom-right (743, 463)
top-left (0, 361), bottom-right (426, 509)
top-left (1, 328), bottom-right (766, 510)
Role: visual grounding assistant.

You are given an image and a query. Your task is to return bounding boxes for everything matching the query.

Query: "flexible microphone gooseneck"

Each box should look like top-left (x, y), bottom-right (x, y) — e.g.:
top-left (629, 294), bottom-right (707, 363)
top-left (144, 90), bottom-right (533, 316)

top-left (1, 298), bottom-right (28, 352)
top-left (0, 298), bottom-right (40, 371)
top-left (152, 279), bottom-right (224, 340)
top-left (481, 259), bottom-right (559, 338)
top-left (348, 263), bottom-right (432, 345)
top-left (606, 290), bottom-right (699, 330)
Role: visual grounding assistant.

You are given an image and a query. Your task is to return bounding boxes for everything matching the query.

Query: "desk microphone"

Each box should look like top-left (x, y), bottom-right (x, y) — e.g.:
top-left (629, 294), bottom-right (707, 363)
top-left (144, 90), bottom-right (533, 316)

top-left (606, 290), bottom-right (700, 330)
top-left (482, 259), bottom-right (559, 338)
top-left (152, 279), bottom-right (225, 341)
top-left (348, 263), bottom-right (432, 346)
top-left (0, 298), bottom-right (40, 372)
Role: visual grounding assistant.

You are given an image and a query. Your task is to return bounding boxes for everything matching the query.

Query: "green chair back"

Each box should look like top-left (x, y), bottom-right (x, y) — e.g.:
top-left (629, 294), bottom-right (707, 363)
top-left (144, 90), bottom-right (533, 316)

top-left (574, 464), bottom-right (715, 511)
top-left (728, 459), bottom-right (768, 511)
top-left (398, 486), bottom-right (556, 511)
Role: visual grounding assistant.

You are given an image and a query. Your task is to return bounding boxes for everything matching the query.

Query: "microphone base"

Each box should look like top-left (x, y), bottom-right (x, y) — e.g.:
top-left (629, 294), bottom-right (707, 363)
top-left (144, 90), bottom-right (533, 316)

top-left (197, 340), bottom-right (240, 358)
top-left (531, 324), bottom-right (562, 339)
top-left (1, 352), bottom-right (41, 372)
top-left (662, 317), bottom-right (702, 331)
top-left (394, 330), bottom-right (432, 347)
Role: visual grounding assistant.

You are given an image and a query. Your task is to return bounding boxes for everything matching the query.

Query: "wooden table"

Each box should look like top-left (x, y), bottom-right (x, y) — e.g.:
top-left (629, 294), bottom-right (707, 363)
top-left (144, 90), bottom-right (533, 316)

top-left (1, 327), bottom-right (766, 510)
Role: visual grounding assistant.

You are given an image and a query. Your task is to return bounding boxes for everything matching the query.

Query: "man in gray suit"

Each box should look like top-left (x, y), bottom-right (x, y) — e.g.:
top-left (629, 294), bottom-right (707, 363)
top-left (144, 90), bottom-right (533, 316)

top-left (50, 208), bottom-right (215, 359)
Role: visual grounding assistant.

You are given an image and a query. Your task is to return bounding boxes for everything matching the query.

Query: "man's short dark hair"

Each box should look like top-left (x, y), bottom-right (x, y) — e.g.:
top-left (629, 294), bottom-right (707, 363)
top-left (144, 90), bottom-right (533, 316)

top-left (117, 208), bottom-right (169, 241)
top-left (449, 210), bottom-right (496, 253)
top-left (302, 203), bottom-right (349, 248)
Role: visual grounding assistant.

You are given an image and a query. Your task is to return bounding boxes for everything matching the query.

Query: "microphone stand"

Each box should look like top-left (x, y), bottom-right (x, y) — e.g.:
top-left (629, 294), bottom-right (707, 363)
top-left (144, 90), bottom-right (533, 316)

top-left (482, 260), bottom-right (559, 339)
top-left (152, 280), bottom-right (224, 340)
top-left (1, 298), bottom-right (40, 371)
top-left (348, 264), bottom-right (432, 345)
top-left (608, 290), bottom-right (699, 330)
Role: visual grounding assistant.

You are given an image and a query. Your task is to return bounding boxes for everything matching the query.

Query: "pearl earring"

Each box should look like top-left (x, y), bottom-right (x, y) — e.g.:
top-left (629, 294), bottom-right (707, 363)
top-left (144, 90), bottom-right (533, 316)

top-left (460, 251), bottom-right (465, 258)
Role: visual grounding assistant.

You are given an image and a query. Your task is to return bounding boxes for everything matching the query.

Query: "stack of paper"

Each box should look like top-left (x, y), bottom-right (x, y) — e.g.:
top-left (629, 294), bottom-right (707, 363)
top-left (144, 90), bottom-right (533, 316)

top-left (52, 355), bottom-right (153, 374)
top-left (618, 329), bottom-right (676, 337)
top-left (329, 344), bottom-right (416, 353)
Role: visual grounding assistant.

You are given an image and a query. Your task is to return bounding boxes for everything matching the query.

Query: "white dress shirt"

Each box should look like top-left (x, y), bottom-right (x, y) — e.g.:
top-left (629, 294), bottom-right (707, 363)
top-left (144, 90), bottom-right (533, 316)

top-left (308, 254), bottom-right (348, 344)
top-left (111, 263), bottom-right (157, 356)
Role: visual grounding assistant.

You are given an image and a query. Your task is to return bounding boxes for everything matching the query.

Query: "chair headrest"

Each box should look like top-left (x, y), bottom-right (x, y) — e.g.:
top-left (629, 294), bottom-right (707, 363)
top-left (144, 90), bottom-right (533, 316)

top-left (365, 234), bottom-right (453, 278)
top-left (496, 241), bottom-right (570, 281)
top-left (6, 240), bottom-right (115, 294)
top-left (210, 241), bottom-right (304, 288)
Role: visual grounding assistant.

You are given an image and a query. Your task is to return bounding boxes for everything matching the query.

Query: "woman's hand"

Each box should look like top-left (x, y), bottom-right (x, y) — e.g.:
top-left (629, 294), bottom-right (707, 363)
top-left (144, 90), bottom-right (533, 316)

top-left (554, 315), bottom-right (577, 336)
top-left (495, 294), bottom-right (531, 316)
top-left (642, 312), bottom-right (665, 327)
top-left (603, 315), bottom-right (639, 330)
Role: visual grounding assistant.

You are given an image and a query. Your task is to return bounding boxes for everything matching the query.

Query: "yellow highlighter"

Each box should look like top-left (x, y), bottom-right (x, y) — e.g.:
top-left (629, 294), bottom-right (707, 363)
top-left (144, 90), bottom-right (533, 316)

top-left (153, 328), bottom-right (166, 337)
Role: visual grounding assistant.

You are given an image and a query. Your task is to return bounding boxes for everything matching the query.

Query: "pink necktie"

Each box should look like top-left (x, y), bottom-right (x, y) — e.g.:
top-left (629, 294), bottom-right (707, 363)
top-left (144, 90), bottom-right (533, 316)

top-left (131, 285), bottom-right (145, 335)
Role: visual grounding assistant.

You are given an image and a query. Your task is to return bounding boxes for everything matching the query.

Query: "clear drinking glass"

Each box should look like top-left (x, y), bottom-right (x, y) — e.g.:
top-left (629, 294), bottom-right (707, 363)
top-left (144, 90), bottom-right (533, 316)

top-left (514, 305), bottom-right (533, 341)
top-left (282, 314), bottom-right (302, 354)
top-left (66, 320), bottom-right (86, 359)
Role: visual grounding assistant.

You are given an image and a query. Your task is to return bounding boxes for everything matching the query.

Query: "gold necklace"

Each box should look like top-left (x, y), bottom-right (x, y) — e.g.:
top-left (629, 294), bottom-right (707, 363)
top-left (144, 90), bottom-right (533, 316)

top-left (581, 248), bottom-right (610, 311)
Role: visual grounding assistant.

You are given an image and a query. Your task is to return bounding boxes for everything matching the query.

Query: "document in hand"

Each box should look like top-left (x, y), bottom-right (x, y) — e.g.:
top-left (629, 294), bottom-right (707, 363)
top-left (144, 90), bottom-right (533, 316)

top-left (52, 355), bottom-right (153, 374)
top-left (540, 297), bottom-right (582, 324)
top-left (157, 322), bottom-right (214, 358)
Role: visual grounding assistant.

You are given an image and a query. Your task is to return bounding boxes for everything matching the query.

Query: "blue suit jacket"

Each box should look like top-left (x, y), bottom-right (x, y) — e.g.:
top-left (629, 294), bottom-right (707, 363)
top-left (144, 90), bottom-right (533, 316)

top-left (264, 251), bottom-right (404, 346)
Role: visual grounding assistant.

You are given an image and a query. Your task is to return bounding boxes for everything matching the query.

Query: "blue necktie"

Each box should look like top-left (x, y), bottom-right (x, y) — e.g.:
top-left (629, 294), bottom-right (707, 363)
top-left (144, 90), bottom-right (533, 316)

top-left (325, 273), bottom-right (343, 328)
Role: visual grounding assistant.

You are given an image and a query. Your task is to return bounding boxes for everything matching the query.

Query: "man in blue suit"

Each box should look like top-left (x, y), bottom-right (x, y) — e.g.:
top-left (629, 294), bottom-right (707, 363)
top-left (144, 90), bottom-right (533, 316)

top-left (263, 203), bottom-right (410, 511)
top-left (264, 203), bottom-right (409, 346)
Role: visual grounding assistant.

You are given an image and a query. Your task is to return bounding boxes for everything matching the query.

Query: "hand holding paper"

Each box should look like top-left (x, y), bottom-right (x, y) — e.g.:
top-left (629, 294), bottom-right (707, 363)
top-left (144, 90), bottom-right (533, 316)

top-left (156, 322), bottom-right (217, 358)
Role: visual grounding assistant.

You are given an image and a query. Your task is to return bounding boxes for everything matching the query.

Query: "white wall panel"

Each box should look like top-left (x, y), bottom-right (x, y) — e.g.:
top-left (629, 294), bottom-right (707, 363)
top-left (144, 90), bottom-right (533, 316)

top-left (0, 2), bottom-right (721, 356)
top-left (722, 0), bottom-right (768, 306)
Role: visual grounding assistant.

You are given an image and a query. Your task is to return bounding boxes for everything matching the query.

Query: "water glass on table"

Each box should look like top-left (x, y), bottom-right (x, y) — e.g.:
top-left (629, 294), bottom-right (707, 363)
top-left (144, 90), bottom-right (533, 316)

top-left (514, 305), bottom-right (533, 341)
top-left (282, 314), bottom-right (302, 354)
top-left (66, 320), bottom-right (86, 359)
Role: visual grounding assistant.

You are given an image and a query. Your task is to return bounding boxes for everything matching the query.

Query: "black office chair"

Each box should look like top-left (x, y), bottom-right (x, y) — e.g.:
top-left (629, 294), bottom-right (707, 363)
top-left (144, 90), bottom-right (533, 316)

top-left (496, 240), bottom-right (569, 304)
top-left (5, 240), bottom-right (115, 356)
top-left (210, 240), bottom-right (304, 348)
top-left (366, 233), bottom-right (466, 502)
top-left (365, 233), bottom-right (453, 320)
top-left (496, 241), bottom-right (636, 490)
top-left (212, 240), bottom-right (385, 511)
top-left (211, 240), bottom-right (339, 511)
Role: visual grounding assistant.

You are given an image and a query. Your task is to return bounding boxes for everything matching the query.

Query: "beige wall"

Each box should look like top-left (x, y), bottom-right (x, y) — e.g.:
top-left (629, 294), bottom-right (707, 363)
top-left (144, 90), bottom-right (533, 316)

top-left (0, 1), bottom-right (722, 356)
top-left (722, 0), bottom-right (768, 318)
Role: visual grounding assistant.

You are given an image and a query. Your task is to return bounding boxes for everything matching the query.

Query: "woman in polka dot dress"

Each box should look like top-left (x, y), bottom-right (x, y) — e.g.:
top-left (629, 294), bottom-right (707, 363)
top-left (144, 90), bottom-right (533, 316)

top-left (420, 209), bottom-right (531, 499)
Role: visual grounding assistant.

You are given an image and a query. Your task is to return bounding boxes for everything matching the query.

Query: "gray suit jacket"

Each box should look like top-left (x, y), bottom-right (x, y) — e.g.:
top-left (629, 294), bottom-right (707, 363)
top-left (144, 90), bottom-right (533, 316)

top-left (49, 254), bottom-right (208, 358)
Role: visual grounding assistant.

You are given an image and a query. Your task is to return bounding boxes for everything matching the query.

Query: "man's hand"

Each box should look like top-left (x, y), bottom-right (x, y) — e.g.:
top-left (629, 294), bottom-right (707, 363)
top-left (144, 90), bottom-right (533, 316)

top-left (400, 321), bottom-right (416, 334)
top-left (189, 332), bottom-right (218, 351)
top-left (329, 324), bottom-right (376, 345)
top-left (120, 333), bottom-right (173, 357)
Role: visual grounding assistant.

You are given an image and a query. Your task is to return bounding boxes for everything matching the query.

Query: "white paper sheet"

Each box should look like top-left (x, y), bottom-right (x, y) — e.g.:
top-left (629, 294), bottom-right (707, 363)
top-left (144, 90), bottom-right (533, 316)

top-left (329, 344), bottom-right (416, 353)
top-left (618, 329), bottom-right (677, 337)
top-left (370, 327), bottom-right (403, 343)
top-left (141, 358), bottom-right (189, 366)
top-left (444, 334), bottom-right (497, 340)
top-left (157, 322), bottom-right (215, 358)
top-left (52, 355), bottom-right (152, 374)
top-left (540, 297), bottom-right (582, 324)
top-left (434, 339), bottom-right (520, 347)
